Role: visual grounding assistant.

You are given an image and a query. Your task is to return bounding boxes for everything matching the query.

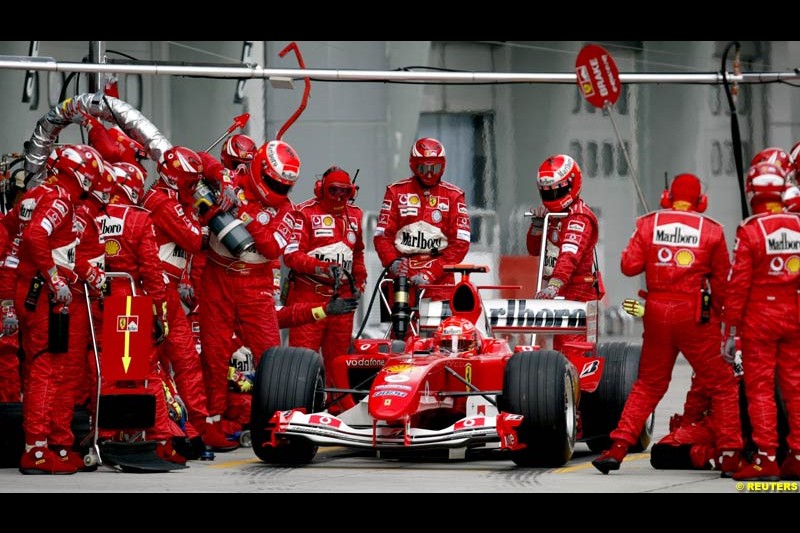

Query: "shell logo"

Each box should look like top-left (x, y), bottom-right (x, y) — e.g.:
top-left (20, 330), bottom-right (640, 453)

top-left (105, 239), bottom-right (122, 257)
top-left (384, 364), bottom-right (413, 373)
top-left (675, 249), bottom-right (694, 267)
top-left (787, 256), bottom-right (800, 273)
top-left (322, 215), bottom-right (334, 227)
top-left (409, 195), bottom-right (420, 206)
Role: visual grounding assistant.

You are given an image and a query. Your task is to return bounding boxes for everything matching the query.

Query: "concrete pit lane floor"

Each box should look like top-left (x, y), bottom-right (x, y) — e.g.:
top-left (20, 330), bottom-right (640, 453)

top-left (0, 354), bottom-right (774, 494)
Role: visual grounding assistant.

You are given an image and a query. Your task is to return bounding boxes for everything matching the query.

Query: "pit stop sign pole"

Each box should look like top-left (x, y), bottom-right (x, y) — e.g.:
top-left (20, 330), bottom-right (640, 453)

top-left (576, 44), bottom-right (649, 213)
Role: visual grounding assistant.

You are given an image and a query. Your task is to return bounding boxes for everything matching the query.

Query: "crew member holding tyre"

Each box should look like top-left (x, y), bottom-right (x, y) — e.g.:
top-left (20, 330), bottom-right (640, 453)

top-left (593, 173), bottom-right (743, 475)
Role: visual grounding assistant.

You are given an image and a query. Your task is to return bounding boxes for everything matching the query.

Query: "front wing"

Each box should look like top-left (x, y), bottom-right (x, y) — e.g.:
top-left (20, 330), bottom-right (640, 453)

top-left (267, 410), bottom-right (525, 451)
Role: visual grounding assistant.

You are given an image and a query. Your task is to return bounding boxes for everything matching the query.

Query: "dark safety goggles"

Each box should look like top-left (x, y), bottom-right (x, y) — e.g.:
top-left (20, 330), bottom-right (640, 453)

top-left (415, 163), bottom-right (443, 176)
top-left (327, 185), bottom-right (352, 199)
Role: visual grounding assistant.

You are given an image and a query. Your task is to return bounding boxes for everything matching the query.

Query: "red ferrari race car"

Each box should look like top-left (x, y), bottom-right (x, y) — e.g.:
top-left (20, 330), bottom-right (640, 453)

top-left (250, 260), bottom-right (654, 467)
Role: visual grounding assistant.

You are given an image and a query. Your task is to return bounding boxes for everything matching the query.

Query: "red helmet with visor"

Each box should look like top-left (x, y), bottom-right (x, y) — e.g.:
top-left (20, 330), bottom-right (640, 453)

top-left (249, 140), bottom-right (300, 205)
top-left (409, 137), bottom-right (446, 188)
top-left (221, 134), bottom-right (257, 171)
top-left (536, 154), bottom-right (582, 212)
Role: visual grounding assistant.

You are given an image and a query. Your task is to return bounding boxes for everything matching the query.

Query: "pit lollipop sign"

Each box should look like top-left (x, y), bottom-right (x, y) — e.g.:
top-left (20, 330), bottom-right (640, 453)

top-left (576, 44), bottom-right (621, 109)
top-left (575, 43), bottom-right (648, 211)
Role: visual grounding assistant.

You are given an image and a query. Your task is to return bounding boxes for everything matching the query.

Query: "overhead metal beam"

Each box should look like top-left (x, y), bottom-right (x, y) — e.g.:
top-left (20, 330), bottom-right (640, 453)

top-left (1, 56), bottom-right (799, 84)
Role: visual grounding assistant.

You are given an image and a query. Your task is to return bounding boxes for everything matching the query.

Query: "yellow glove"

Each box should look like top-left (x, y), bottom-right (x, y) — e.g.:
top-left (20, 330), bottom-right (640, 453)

top-left (622, 298), bottom-right (645, 318)
top-left (152, 302), bottom-right (169, 345)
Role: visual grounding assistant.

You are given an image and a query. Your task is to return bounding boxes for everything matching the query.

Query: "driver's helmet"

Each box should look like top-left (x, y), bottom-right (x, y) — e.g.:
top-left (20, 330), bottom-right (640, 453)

top-left (433, 316), bottom-right (481, 357)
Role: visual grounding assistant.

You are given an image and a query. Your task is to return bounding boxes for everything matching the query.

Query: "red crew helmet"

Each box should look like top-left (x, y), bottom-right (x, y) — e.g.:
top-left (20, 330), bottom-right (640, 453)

top-left (221, 134), bottom-right (257, 170)
top-left (111, 162), bottom-right (146, 205)
top-left (536, 154), bottom-right (582, 212)
top-left (750, 147), bottom-right (792, 176)
top-left (782, 183), bottom-right (800, 213)
top-left (409, 137), bottom-right (446, 188)
top-left (157, 146), bottom-right (203, 190)
top-left (747, 162), bottom-right (786, 214)
top-left (47, 144), bottom-right (106, 196)
top-left (317, 166), bottom-right (356, 213)
top-left (90, 163), bottom-right (118, 205)
top-left (249, 140), bottom-right (301, 205)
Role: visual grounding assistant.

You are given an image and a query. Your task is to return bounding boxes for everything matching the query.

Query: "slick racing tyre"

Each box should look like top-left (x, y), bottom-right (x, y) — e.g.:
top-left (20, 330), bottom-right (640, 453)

top-left (581, 342), bottom-right (654, 453)
top-left (250, 346), bottom-right (325, 465)
top-left (501, 350), bottom-right (578, 467)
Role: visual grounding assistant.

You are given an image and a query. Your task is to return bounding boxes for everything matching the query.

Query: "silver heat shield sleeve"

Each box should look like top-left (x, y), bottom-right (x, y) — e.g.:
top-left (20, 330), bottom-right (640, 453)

top-left (24, 92), bottom-right (171, 189)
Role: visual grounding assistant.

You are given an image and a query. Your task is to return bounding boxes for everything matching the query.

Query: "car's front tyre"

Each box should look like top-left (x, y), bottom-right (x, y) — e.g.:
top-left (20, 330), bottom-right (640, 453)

top-left (501, 350), bottom-right (578, 467)
top-left (250, 346), bottom-right (324, 465)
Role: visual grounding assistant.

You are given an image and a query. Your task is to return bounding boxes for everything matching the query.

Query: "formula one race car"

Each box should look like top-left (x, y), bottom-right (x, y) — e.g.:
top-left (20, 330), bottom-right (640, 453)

top-left (250, 259), bottom-right (654, 468)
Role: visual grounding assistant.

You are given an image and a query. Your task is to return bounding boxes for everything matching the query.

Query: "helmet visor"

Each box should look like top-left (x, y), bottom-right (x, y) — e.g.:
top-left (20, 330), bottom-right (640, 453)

top-left (538, 181), bottom-right (571, 202)
top-left (264, 174), bottom-right (293, 196)
top-left (75, 172), bottom-right (94, 193)
top-left (92, 190), bottom-right (111, 204)
top-left (416, 163), bottom-right (443, 176)
top-left (749, 173), bottom-right (784, 192)
top-left (438, 335), bottom-right (475, 355)
top-left (121, 185), bottom-right (139, 205)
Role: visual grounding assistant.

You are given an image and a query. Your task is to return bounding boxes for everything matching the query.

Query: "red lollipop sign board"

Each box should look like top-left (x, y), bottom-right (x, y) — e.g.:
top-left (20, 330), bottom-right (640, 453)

top-left (575, 43), bottom-right (649, 211)
top-left (576, 44), bottom-right (621, 109)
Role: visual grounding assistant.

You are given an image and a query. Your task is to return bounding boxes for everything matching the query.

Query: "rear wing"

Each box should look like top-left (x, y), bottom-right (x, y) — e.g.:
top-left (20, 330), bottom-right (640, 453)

top-left (484, 298), bottom-right (594, 335)
top-left (418, 297), bottom-right (598, 343)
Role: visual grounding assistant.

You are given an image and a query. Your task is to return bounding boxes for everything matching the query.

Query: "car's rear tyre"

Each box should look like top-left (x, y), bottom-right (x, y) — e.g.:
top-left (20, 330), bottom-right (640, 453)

top-left (581, 342), bottom-right (654, 453)
top-left (501, 350), bottom-right (578, 467)
top-left (250, 346), bottom-right (324, 465)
